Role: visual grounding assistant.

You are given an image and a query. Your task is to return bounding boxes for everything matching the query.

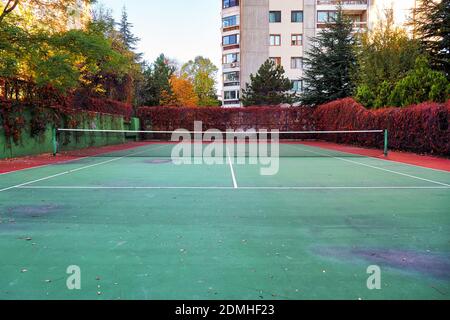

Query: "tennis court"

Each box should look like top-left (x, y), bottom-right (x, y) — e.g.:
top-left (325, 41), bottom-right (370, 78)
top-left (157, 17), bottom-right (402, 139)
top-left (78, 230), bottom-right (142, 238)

top-left (0, 133), bottom-right (449, 300)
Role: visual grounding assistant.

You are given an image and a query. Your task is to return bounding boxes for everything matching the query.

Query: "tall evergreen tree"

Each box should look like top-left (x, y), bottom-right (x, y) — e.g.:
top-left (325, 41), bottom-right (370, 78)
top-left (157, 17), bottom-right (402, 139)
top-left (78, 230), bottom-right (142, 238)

top-left (410, 0), bottom-right (450, 79)
top-left (140, 54), bottom-right (175, 106)
top-left (118, 6), bottom-right (140, 53)
top-left (301, 6), bottom-right (357, 106)
top-left (241, 59), bottom-right (296, 106)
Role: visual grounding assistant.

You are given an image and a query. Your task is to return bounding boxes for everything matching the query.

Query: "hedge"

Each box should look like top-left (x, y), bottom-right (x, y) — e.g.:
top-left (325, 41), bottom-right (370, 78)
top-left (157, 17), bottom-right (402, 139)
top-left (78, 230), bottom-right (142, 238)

top-left (1, 96), bottom-right (133, 147)
top-left (314, 98), bottom-right (449, 156)
top-left (137, 106), bottom-right (316, 132)
top-left (137, 99), bottom-right (450, 156)
top-left (69, 96), bottom-right (133, 119)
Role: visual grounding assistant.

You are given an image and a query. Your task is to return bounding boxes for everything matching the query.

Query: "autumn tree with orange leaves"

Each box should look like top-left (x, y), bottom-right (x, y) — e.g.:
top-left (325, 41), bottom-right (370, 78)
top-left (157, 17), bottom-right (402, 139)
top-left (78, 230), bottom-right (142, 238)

top-left (161, 75), bottom-right (199, 107)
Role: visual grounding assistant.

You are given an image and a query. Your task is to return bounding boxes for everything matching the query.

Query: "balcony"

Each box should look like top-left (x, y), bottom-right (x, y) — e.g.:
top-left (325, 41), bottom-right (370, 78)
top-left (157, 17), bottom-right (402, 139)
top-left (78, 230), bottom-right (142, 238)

top-left (317, 0), bottom-right (367, 4)
top-left (223, 25), bottom-right (240, 33)
top-left (317, 0), bottom-right (368, 12)
top-left (222, 44), bottom-right (240, 51)
top-left (317, 21), bottom-right (368, 32)
top-left (223, 62), bottom-right (240, 71)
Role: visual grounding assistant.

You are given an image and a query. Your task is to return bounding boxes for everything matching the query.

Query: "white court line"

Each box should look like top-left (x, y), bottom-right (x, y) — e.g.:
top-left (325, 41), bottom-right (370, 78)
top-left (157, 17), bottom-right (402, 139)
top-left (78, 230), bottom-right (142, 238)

top-left (226, 146), bottom-right (238, 189)
top-left (370, 157), bottom-right (450, 175)
top-left (0, 145), bottom-right (167, 193)
top-left (240, 186), bottom-right (450, 190)
top-left (17, 186), bottom-right (235, 190)
top-left (15, 185), bottom-right (449, 190)
top-left (0, 142), bottom-right (166, 176)
top-left (286, 144), bottom-right (450, 187)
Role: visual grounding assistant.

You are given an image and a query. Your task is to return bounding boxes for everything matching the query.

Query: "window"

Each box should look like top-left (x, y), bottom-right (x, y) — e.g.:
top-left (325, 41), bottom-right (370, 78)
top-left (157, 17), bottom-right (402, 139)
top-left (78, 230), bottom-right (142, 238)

top-left (223, 0), bottom-right (239, 9)
top-left (269, 11), bottom-right (281, 23)
top-left (223, 71), bottom-right (240, 83)
top-left (291, 34), bottom-right (303, 46)
top-left (269, 57), bottom-right (281, 66)
top-left (291, 57), bottom-right (303, 69)
top-left (224, 90), bottom-right (239, 100)
top-left (223, 34), bottom-right (239, 45)
top-left (270, 34), bottom-right (281, 46)
top-left (223, 15), bottom-right (239, 28)
top-left (291, 11), bottom-right (303, 23)
top-left (292, 80), bottom-right (303, 92)
top-left (318, 11), bottom-right (337, 23)
top-left (223, 53), bottom-right (239, 64)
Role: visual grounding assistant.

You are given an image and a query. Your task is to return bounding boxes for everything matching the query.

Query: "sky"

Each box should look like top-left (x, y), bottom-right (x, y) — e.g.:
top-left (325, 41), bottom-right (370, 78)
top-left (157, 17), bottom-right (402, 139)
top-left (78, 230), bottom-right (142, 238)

top-left (97, 0), bottom-right (223, 90)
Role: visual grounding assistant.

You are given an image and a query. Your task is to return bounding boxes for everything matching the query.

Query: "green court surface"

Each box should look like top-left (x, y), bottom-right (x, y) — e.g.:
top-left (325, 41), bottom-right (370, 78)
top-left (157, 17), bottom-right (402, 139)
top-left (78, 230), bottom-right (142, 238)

top-left (0, 143), bottom-right (449, 300)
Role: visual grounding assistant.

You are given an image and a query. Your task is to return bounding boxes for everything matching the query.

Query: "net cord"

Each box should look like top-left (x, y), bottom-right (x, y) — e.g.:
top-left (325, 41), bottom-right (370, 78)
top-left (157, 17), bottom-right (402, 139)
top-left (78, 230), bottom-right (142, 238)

top-left (57, 129), bottom-right (385, 134)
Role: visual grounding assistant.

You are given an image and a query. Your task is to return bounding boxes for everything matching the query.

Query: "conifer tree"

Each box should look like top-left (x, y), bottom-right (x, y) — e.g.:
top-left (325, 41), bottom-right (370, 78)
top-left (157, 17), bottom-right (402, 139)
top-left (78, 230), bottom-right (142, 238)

top-left (241, 59), bottom-right (296, 106)
top-left (410, 0), bottom-right (450, 79)
top-left (140, 54), bottom-right (175, 106)
top-left (301, 6), bottom-right (357, 106)
top-left (118, 6), bottom-right (140, 52)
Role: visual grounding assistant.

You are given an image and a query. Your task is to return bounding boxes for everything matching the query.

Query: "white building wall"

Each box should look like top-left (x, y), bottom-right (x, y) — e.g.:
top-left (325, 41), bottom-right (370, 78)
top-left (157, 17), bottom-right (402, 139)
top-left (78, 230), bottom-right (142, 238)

top-left (269, 0), bottom-right (305, 80)
top-left (221, 0), bottom-right (418, 107)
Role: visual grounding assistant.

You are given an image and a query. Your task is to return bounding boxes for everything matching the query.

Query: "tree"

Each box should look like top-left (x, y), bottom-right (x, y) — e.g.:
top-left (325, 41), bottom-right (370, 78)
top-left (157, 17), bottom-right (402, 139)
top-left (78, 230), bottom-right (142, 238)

top-left (161, 75), bottom-right (199, 107)
top-left (410, 0), bottom-right (450, 79)
top-left (181, 56), bottom-right (220, 106)
top-left (1, 0), bottom-right (92, 31)
top-left (0, 0), bottom-right (19, 23)
top-left (301, 6), bottom-right (357, 106)
top-left (91, 3), bottom-right (116, 38)
top-left (140, 54), bottom-right (175, 106)
top-left (241, 59), bottom-right (295, 106)
top-left (388, 56), bottom-right (450, 107)
top-left (118, 6), bottom-right (140, 53)
top-left (0, 8), bottom-right (132, 97)
top-left (355, 12), bottom-right (421, 108)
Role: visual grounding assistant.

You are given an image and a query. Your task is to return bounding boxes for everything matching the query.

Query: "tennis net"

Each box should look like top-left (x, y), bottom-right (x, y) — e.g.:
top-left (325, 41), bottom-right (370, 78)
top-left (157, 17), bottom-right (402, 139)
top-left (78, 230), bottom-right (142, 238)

top-left (53, 128), bottom-right (389, 158)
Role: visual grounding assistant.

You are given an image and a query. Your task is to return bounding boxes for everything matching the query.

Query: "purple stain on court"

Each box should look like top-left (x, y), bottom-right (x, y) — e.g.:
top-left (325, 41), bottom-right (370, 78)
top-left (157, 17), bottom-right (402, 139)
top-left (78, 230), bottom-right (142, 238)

top-left (5, 204), bottom-right (63, 218)
top-left (143, 159), bottom-right (173, 165)
top-left (314, 246), bottom-right (450, 280)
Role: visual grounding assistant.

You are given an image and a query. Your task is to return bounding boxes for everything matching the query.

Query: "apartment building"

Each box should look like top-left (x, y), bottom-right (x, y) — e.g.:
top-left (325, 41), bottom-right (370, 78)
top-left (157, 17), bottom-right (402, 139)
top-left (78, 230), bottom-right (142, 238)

top-left (221, 0), bottom-right (417, 107)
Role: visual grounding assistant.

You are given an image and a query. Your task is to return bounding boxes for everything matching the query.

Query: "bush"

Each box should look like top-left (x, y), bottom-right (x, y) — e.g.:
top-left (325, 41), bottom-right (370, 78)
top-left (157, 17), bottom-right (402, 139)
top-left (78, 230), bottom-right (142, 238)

top-left (137, 99), bottom-right (450, 157)
top-left (69, 94), bottom-right (133, 118)
top-left (137, 106), bottom-right (315, 132)
top-left (355, 84), bottom-right (375, 108)
top-left (85, 98), bottom-right (133, 119)
top-left (314, 98), bottom-right (450, 156)
top-left (388, 57), bottom-right (450, 107)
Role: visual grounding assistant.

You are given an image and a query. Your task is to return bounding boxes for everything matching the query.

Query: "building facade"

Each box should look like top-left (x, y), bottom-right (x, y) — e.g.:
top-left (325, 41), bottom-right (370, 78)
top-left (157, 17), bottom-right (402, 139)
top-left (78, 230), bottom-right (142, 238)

top-left (221, 0), bottom-right (418, 107)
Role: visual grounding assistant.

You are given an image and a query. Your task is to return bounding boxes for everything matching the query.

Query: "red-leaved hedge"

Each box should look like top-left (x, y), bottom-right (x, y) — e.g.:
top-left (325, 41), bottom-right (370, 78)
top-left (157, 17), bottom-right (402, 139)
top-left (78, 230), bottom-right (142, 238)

top-left (70, 97), bottom-right (133, 119)
top-left (137, 99), bottom-right (450, 156)
top-left (137, 106), bottom-right (316, 132)
top-left (314, 98), bottom-right (450, 155)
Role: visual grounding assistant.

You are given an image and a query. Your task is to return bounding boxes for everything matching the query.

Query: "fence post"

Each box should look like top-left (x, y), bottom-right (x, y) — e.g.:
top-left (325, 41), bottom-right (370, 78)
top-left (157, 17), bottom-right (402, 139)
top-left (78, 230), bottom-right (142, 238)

top-left (384, 129), bottom-right (389, 157)
top-left (52, 127), bottom-right (57, 156)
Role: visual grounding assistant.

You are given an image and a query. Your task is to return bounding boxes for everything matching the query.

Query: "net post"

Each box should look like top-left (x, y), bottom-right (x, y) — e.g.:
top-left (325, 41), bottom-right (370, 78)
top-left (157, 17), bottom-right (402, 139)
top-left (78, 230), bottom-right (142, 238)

top-left (383, 129), bottom-right (389, 157)
top-left (52, 127), bottom-right (57, 156)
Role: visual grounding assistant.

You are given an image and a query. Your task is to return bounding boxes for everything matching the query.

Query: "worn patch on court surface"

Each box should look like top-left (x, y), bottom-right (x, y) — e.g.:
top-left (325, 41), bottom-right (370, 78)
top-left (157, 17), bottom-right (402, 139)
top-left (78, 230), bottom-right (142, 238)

top-left (143, 159), bottom-right (173, 165)
top-left (314, 246), bottom-right (450, 280)
top-left (4, 204), bottom-right (63, 218)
